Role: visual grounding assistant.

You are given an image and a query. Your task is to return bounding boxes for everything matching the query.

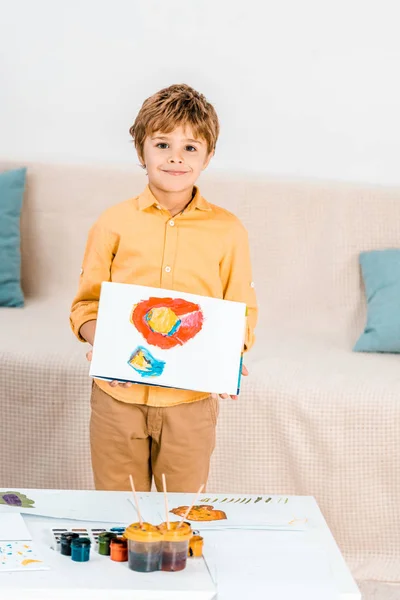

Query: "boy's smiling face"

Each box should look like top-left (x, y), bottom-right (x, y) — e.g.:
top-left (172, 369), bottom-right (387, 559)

top-left (141, 125), bottom-right (213, 194)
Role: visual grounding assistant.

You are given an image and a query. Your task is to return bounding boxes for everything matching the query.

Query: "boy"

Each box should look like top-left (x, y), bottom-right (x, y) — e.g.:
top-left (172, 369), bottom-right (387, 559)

top-left (70, 84), bottom-right (257, 493)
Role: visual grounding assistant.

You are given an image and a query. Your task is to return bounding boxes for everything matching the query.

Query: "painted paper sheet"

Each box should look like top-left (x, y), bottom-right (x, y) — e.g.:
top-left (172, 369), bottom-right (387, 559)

top-left (90, 282), bottom-right (246, 395)
top-left (162, 494), bottom-right (308, 531)
top-left (0, 541), bottom-right (49, 572)
top-left (0, 491), bottom-right (307, 531)
top-left (0, 490), bottom-right (158, 524)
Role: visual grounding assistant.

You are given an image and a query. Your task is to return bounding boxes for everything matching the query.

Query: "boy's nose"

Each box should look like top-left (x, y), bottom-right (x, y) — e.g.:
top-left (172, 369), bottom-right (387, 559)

top-left (167, 156), bottom-right (183, 164)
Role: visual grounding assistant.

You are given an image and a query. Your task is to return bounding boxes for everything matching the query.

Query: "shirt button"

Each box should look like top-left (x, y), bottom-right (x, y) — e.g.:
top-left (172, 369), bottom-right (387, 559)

top-left (250, 281), bottom-right (255, 288)
top-left (169, 220), bottom-right (175, 226)
top-left (165, 266), bottom-right (171, 273)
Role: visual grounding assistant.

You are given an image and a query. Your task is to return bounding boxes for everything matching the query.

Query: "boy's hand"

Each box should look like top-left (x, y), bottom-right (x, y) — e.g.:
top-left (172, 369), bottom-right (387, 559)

top-left (211, 364), bottom-right (249, 401)
top-left (86, 349), bottom-right (133, 388)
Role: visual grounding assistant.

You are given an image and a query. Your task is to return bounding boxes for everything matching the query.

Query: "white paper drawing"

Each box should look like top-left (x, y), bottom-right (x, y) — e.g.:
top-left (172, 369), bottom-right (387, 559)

top-left (162, 494), bottom-right (308, 531)
top-left (0, 490), bottom-right (307, 531)
top-left (90, 283), bottom-right (247, 395)
top-left (0, 541), bottom-right (49, 572)
top-left (0, 489), bottom-right (158, 524)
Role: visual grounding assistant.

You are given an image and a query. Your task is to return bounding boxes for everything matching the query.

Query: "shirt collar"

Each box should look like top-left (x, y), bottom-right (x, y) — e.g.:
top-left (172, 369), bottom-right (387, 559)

top-left (138, 185), bottom-right (212, 212)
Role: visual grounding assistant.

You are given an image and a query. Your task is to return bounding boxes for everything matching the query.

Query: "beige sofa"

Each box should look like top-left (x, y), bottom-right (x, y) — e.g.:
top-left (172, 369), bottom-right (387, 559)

top-left (1, 161), bottom-right (399, 583)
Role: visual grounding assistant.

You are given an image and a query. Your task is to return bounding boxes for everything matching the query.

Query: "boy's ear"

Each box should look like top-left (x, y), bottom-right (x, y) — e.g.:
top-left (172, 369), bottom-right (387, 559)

top-left (202, 151), bottom-right (214, 170)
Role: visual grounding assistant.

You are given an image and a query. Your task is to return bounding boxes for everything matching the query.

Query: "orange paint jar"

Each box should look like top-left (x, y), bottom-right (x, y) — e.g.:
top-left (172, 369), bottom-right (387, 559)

top-left (110, 537), bottom-right (128, 562)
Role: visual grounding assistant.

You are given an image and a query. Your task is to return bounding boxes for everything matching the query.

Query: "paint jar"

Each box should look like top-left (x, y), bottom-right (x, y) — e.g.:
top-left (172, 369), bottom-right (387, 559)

top-left (71, 537), bottom-right (91, 562)
top-left (158, 521), bottom-right (192, 572)
top-left (98, 531), bottom-right (117, 556)
top-left (124, 523), bottom-right (163, 572)
top-left (60, 532), bottom-right (80, 556)
top-left (110, 527), bottom-right (126, 535)
top-left (188, 534), bottom-right (204, 557)
top-left (110, 537), bottom-right (128, 562)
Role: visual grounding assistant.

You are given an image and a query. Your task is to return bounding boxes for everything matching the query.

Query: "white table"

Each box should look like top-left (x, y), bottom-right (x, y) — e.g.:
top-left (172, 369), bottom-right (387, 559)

top-left (0, 490), bottom-right (361, 600)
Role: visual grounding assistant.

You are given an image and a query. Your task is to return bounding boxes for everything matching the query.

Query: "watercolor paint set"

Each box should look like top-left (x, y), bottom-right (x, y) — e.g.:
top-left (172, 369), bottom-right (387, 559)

top-left (50, 525), bottom-right (126, 553)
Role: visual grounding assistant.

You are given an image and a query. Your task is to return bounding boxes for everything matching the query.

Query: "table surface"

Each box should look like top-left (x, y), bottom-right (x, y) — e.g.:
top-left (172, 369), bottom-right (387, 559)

top-left (0, 490), bottom-right (361, 600)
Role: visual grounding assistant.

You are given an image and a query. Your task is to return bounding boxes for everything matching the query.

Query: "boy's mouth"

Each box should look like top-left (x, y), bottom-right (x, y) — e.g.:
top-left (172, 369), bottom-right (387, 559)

top-left (162, 170), bottom-right (189, 176)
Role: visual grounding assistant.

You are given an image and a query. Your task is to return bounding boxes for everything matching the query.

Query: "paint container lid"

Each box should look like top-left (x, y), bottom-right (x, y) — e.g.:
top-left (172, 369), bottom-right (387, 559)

top-left (124, 522), bottom-right (163, 543)
top-left (110, 537), bottom-right (127, 547)
top-left (71, 537), bottom-right (91, 548)
top-left (98, 532), bottom-right (117, 541)
top-left (60, 532), bottom-right (80, 543)
top-left (158, 521), bottom-right (192, 542)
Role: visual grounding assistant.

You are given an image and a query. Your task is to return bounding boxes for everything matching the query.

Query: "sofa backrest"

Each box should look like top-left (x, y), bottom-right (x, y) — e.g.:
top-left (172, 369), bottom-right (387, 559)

top-left (2, 161), bottom-right (400, 342)
top-left (1, 162), bottom-right (146, 298)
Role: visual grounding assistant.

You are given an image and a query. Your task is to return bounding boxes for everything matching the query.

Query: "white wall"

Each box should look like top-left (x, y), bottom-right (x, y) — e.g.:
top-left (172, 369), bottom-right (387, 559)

top-left (1, 0), bottom-right (399, 184)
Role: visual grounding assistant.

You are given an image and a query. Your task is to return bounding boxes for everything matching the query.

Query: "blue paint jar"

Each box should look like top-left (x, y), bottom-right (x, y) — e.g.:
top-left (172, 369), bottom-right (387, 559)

top-left (110, 527), bottom-right (126, 534)
top-left (71, 537), bottom-right (91, 562)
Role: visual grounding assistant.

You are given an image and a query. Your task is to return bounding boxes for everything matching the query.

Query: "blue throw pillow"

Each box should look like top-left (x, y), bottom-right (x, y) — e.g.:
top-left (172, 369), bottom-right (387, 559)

top-left (354, 249), bottom-right (400, 353)
top-left (0, 168), bottom-right (27, 307)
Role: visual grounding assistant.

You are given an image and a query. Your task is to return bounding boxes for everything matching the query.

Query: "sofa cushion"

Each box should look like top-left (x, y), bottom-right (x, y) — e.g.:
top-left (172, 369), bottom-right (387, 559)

top-left (0, 168), bottom-right (26, 307)
top-left (354, 249), bottom-right (400, 353)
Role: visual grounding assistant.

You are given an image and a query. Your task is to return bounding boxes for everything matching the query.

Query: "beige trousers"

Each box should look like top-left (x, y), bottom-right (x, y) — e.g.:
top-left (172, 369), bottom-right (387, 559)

top-left (90, 383), bottom-right (218, 492)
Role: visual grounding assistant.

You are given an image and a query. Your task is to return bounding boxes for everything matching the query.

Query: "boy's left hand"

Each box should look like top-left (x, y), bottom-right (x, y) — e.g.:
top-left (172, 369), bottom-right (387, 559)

top-left (211, 364), bottom-right (248, 401)
top-left (86, 349), bottom-right (133, 388)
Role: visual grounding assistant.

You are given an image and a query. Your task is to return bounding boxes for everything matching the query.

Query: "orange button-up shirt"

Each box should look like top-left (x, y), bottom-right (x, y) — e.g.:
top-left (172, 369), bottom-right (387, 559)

top-left (70, 185), bottom-right (257, 407)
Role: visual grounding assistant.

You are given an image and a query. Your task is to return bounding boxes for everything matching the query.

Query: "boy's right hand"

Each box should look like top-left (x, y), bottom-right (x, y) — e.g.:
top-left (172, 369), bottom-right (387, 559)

top-left (86, 349), bottom-right (133, 388)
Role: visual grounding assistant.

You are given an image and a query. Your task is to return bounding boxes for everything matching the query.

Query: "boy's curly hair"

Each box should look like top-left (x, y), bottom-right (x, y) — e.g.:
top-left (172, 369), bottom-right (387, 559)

top-left (129, 84), bottom-right (220, 160)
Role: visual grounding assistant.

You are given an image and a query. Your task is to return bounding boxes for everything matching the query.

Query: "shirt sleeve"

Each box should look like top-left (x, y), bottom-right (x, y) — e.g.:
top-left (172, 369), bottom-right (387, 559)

top-left (219, 220), bottom-right (258, 351)
top-left (70, 220), bottom-right (119, 341)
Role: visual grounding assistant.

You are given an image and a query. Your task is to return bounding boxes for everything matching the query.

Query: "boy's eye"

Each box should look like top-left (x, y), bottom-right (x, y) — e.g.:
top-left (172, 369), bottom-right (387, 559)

top-left (185, 145), bottom-right (197, 152)
top-left (156, 143), bottom-right (169, 149)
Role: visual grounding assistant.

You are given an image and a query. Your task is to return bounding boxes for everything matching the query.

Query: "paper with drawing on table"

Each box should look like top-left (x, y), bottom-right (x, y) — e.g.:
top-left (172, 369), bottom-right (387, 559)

top-left (0, 489), bottom-right (159, 523)
top-left (162, 493), bottom-right (308, 531)
top-left (0, 514), bottom-right (48, 572)
top-left (90, 282), bottom-right (246, 395)
top-left (0, 541), bottom-right (49, 572)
